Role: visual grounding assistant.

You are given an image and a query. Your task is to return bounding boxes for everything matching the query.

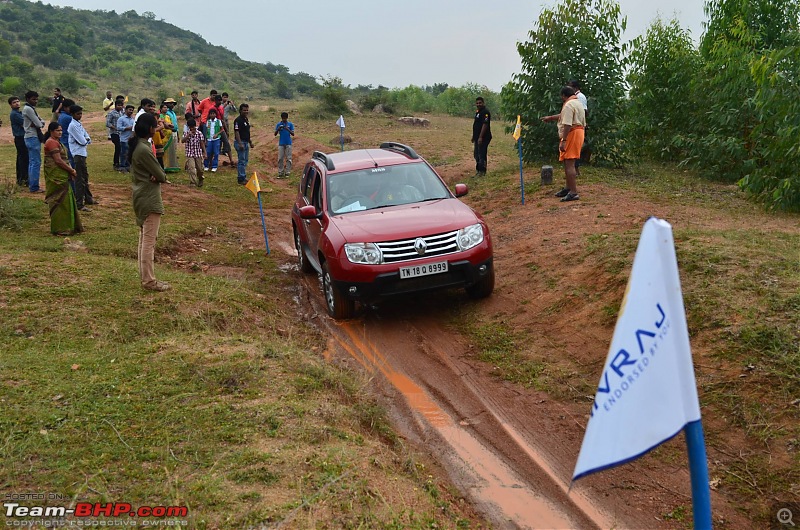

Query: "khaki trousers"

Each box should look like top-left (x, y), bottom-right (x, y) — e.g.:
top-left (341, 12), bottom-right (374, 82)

top-left (138, 213), bottom-right (161, 287)
top-left (186, 156), bottom-right (205, 186)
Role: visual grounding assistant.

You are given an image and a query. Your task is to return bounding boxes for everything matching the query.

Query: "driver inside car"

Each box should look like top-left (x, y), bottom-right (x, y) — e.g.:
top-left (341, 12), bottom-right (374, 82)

top-left (375, 176), bottom-right (423, 205)
top-left (330, 174), bottom-right (365, 212)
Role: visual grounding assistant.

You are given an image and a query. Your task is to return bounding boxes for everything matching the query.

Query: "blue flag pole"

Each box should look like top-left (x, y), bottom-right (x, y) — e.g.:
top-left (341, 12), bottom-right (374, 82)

top-left (340, 127), bottom-right (344, 152)
top-left (518, 140), bottom-right (525, 205)
top-left (256, 192), bottom-right (270, 255)
top-left (685, 420), bottom-right (713, 530)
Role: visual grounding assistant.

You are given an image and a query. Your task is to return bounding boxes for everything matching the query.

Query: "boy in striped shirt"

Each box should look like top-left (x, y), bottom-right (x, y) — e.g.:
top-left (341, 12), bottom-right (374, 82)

top-left (183, 118), bottom-right (206, 187)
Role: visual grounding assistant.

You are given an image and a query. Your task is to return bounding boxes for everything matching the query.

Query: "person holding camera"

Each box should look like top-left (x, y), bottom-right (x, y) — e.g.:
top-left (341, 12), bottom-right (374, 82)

top-left (274, 112), bottom-right (294, 178)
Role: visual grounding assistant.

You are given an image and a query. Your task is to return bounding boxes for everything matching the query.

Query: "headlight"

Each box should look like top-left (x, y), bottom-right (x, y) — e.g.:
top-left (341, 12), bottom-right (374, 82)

top-left (456, 223), bottom-right (484, 251)
top-left (344, 243), bottom-right (383, 264)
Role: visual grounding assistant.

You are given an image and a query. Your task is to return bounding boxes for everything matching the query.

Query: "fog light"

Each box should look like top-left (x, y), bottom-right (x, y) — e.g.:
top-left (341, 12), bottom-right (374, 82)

top-left (478, 264), bottom-right (487, 274)
top-left (349, 286), bottom-right (358, 294)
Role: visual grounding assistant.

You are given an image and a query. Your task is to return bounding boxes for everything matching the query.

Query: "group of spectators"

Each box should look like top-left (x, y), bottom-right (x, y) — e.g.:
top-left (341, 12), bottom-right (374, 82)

top-left (8, 85), bottom-right (297, 293)
top-left (9, 88), bottom-right (96, 213)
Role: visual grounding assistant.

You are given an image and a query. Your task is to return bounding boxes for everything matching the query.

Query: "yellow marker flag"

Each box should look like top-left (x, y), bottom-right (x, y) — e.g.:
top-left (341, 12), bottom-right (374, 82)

top-left (124, 95), bottom-right (128, 103)
top-left (179, 90), bottom-right (185, 97)
top-left (512, 114), bottom-right (522, 141)
top-left (245, 171), bottom-right (261, 198)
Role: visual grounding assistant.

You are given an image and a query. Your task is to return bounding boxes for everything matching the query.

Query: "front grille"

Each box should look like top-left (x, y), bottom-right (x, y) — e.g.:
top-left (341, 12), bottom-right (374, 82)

top-left (377, 230), bottom-right (460, 263)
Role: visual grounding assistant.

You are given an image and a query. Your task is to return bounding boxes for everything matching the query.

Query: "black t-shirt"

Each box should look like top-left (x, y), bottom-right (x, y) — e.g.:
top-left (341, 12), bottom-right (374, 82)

top-left (473, 107), bottom-right (492, 141)
top-left (233, 115), bottom-right (250, 143)
top-left (52, 95), bottom-right (64, 113)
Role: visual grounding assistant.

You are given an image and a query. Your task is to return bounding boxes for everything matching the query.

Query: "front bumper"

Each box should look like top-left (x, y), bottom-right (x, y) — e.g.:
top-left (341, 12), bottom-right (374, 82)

top-left (331, 257), bottom-right (494, 303)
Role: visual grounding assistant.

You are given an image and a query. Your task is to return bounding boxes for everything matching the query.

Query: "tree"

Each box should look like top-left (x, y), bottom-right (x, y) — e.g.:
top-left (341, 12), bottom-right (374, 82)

top-left (273, 77), bottom-right (293, 99)
top-left (319, 75), bottom-right (348, 115)
top-left (688, 0), bottom-right (800, 209)
top-left (742, 45), bottom-right (800, 210)
top-left (501, 0), bottom-right (627, 166)
top-left (56, 72), bottom-right (81, 93)
top-left (625, 18), bottom-right (700, 160)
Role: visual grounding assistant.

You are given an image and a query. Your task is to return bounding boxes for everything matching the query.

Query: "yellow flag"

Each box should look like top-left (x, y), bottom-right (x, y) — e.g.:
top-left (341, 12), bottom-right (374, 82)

top-left (245, 171), bottom-right (261, 198)
top-left (512, 114), bottom-right (522, 141)
top-left (124, 95), bottom-right (129, 103)
top-left (179, 90), bottom-right (185, 97)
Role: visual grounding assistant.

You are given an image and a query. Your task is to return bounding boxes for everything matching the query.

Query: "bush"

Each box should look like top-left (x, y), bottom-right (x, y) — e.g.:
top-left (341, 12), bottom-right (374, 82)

top-left (0, 181), bottom-right (22, 231)
top-left (1, 76), bottom-right (22, 95)
top-left (56, 72), bottom-right (81, 93)
top-left (319, 75), bottom-right (348, 115)
top-left (385, 85), bottom-right (435, 114)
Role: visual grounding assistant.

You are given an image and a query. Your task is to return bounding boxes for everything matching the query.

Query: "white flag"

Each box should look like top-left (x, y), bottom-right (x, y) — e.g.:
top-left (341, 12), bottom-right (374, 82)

top-left (336, 115), bottom-right (346, 128)
top-left (572, 217), bottom-right (701, 482)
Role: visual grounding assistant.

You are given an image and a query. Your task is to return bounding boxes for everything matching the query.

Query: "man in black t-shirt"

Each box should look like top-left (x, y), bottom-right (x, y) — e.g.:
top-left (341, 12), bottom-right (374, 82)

top-left (471, 97), bottom-right (492, 177)
top-left (233, 103), bottom-right (253, 185)
top-left (51, 87), bottom-right (64, 122)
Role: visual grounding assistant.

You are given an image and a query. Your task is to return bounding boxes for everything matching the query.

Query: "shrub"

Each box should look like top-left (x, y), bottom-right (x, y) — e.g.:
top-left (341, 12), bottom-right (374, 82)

top-left (0, 181), bottom-right (22, 231)
top-left (319, 75), bottom-right (348, 115)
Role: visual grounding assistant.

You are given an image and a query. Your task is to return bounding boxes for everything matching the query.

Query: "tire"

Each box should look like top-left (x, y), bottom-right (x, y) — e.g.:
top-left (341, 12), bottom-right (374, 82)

top-left (294, 226), bottom-right (314, 273)
top-left (322, 261), bottom-right (355, 319)
top-left (466, 267), bottom-right (495, 299)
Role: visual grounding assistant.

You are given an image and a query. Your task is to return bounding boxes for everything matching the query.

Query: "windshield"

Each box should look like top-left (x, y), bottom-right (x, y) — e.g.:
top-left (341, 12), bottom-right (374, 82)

top-left (326, 163), bottom-right (451, 214)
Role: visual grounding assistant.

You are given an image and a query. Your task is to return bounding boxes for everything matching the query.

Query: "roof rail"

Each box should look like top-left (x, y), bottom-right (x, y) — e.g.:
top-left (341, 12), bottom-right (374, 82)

top-left (379, 142), bottom-right (419, 159)
top-left (312, 151), bottom-right (335, 171)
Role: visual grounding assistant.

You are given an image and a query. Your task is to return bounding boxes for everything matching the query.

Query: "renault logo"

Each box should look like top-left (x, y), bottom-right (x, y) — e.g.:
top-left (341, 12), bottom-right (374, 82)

top-left (414, 238), bottom-right (427, 255)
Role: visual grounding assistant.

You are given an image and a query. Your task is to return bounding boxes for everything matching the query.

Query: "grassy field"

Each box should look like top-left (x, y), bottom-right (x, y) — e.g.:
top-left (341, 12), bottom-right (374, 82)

top-left (0, 115), bottom-right (485, 529)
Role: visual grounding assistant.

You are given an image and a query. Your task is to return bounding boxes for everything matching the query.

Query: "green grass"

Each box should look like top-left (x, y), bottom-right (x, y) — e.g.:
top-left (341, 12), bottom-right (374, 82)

top-left (0, 134), bottom-right (484, 529)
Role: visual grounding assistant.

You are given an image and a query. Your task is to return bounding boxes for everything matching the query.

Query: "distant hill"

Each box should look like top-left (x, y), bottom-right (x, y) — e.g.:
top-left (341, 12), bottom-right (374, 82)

top-left (0, 0), bottom-right (318, 102)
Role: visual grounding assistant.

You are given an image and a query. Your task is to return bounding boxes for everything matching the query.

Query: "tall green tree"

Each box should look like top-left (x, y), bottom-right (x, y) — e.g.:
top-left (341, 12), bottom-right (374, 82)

top-left (689, 0), bottom-right (800, 209)
top-left (625, 19), bottom-right (700, 161)
top-left (501, 0), bottom-right (627, 165)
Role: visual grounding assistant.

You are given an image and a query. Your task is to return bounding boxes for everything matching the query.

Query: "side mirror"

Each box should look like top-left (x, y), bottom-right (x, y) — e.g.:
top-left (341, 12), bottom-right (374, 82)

top-left (454, 183), bottom-right (468, 197)
top-left (298, 204), bottom-right (320, 219)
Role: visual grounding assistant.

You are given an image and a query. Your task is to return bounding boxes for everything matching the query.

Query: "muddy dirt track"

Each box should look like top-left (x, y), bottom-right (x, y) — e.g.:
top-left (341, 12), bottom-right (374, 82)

top-left (304, 284), bottom-right (613, 529)
top-left (290, 264), bottom-right (682, 529)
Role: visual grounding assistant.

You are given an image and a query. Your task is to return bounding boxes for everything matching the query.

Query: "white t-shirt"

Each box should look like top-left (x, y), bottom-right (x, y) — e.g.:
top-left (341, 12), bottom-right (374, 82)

top-left (576, 91), bottom-right (588, 110)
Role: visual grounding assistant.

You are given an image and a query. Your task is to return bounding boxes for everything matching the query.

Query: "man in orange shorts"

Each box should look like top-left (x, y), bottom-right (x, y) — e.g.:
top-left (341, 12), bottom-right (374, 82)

top-left (541, 86), bottom-right (586, 202)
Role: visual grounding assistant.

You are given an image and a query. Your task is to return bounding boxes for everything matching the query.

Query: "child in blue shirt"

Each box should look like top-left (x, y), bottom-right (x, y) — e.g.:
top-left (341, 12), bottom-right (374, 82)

top-left (204, 108), bottom-right (223, 172)
top-left (274, 112), bottom-right (295, 178)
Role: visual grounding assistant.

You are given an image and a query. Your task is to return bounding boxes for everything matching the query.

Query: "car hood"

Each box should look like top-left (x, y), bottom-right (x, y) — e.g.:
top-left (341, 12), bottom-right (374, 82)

top-left (330, 199), bottom-right (481, 242)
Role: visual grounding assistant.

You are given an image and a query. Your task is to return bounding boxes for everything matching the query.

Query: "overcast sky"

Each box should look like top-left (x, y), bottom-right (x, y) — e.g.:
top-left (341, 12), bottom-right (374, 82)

top-left (45, 0), bottom-right (705, 91)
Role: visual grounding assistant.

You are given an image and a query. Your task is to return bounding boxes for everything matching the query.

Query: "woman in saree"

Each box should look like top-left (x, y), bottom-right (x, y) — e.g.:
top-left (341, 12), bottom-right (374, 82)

top-left (43, 122), bottom-right (83, 235)
top-left (163, 99), bottom-right (181, 173)
top-left (157, 103), bottom-right (177, 171)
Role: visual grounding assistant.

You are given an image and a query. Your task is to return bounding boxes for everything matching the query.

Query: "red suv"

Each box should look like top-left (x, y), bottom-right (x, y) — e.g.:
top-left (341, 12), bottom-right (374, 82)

top-left (291, 142), bottom-right (494, 319)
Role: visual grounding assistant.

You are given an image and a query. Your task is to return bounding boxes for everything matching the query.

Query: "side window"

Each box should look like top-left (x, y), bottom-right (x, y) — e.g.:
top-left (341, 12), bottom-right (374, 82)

top-left (311, 172), bottom-right (323, 211)
top-left (303, 166), bottom-right (317, 204)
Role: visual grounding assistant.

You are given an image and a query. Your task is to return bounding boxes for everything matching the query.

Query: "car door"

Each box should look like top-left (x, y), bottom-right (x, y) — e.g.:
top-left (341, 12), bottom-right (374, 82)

top-left (301, 164), bottom-right (324, 271)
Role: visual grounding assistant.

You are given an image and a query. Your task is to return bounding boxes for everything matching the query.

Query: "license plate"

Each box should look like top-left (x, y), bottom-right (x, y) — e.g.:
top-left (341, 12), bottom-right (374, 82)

top-left (399, 261), bottom-right (449, 279)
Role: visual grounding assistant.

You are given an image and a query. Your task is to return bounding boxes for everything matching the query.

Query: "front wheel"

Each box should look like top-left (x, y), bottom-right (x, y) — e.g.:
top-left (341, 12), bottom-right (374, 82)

top-left (322, 261), bottom-right (355, 319)
top-left (466, 268), bottom-right (495, 299)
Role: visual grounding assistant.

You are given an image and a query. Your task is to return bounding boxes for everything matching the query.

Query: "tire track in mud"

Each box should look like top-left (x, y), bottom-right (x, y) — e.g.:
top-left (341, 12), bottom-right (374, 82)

top-left (296, 275), bottom-right (618, 529)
